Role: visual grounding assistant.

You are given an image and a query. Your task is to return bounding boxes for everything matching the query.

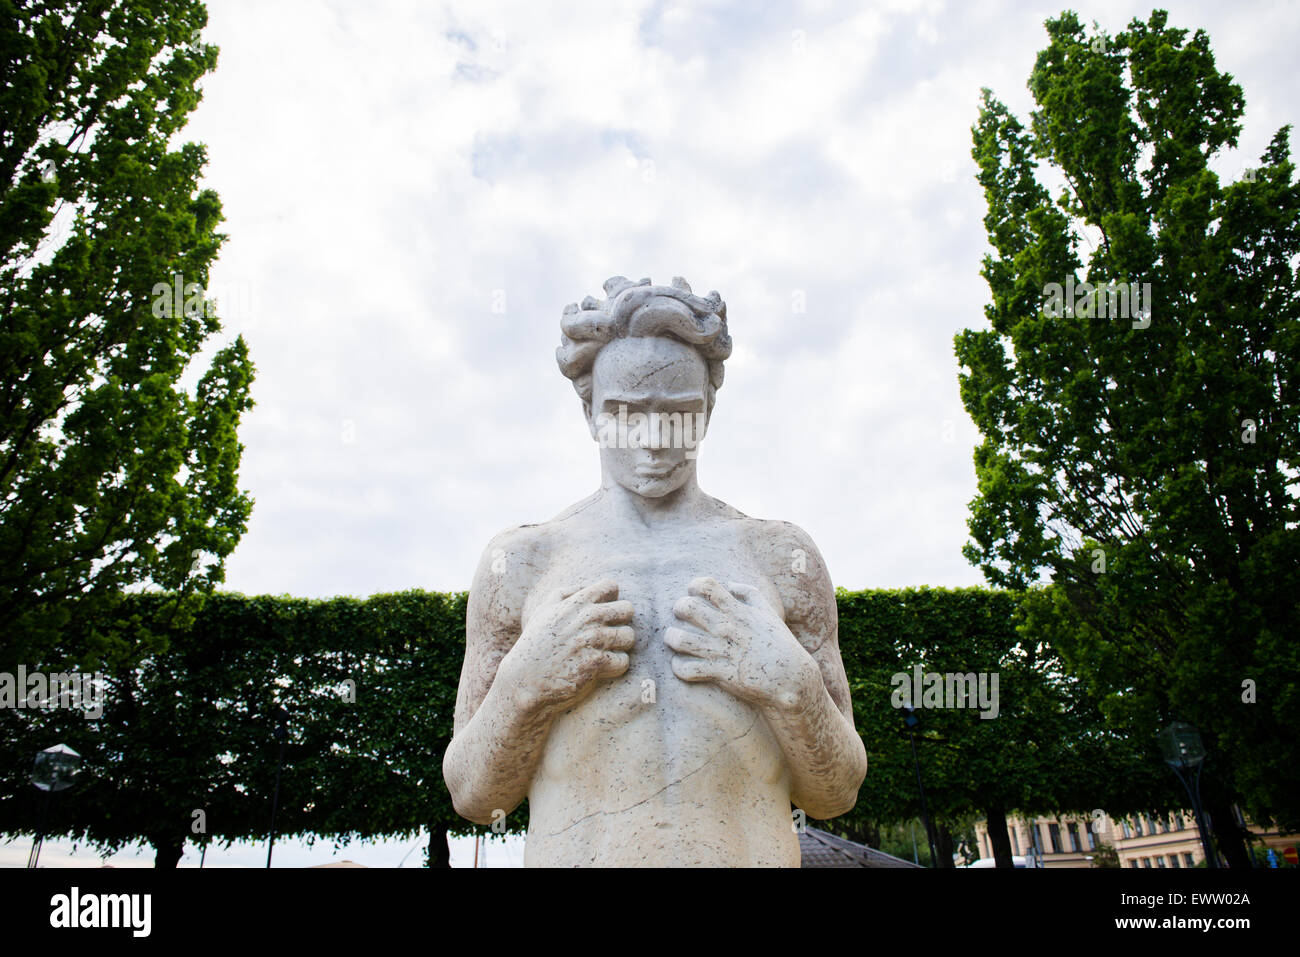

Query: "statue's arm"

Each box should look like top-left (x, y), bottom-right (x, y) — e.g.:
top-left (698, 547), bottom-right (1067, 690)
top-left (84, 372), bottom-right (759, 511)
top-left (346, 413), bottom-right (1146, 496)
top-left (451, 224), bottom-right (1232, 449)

top-left (441, 529), bottom-right (554, 825)
top-left (763, 525), bottom-right (867, 819)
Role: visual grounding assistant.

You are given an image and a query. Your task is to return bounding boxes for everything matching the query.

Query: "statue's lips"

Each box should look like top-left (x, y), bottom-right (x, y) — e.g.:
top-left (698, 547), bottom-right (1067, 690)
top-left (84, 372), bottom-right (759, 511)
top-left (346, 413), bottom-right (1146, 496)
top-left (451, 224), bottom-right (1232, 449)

top-left (635, 461), bottom-right (680, 478)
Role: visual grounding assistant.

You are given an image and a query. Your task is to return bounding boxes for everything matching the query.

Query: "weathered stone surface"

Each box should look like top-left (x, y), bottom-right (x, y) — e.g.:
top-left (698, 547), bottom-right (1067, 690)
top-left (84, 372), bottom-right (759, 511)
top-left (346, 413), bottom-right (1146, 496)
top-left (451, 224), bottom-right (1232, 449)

top-left (442, 277), bottom-right (867, 866)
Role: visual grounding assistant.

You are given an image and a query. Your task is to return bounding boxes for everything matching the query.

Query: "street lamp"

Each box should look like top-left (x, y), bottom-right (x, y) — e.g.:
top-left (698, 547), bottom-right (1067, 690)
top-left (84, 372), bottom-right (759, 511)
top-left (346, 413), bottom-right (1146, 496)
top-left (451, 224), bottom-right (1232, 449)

top-left (900, 705), bottom-right (938, 868)
top-left (1157, 721), bottom-right (1217, 868)
top-left (28, 743), bottom-right (82, 868)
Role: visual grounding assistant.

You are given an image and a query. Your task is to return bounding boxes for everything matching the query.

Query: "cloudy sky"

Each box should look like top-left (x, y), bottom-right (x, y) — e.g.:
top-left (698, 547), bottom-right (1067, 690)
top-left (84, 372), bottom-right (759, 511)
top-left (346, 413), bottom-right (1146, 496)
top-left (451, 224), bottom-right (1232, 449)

top-left (26, 0), bottom-right (1296, 868)
top-left (181, 0), bottom-right (1297, 602)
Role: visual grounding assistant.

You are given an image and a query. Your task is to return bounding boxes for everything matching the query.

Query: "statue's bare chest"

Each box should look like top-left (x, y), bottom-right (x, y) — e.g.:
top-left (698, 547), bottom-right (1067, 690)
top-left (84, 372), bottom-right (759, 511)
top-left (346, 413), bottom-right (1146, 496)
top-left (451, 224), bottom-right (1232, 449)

top-left (524, 522), bottom-right (786, 784)
top-left (525, 523), bottom-right (780, 674)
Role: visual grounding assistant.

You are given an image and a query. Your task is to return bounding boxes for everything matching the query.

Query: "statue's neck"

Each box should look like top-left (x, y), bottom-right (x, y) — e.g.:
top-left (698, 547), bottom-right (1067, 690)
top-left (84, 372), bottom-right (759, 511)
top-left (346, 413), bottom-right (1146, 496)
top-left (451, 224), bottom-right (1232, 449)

top-left (598, 472), bottom-right (704, 528)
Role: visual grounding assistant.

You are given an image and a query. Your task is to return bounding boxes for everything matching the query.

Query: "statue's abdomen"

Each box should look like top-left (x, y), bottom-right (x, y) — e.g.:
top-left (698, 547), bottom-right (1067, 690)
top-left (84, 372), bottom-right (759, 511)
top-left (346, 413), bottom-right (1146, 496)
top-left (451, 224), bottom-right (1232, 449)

top-left (525, 549), bottom-right (797, 866)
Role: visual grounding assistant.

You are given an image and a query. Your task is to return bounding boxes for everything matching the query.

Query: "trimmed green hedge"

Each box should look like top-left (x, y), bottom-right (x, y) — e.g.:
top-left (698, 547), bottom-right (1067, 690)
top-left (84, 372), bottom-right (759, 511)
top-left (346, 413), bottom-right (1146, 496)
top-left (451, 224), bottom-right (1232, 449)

top-left (0, 586), bottom-right (1173, 864)
top-left (836, 587), bottom-right (1172, 842)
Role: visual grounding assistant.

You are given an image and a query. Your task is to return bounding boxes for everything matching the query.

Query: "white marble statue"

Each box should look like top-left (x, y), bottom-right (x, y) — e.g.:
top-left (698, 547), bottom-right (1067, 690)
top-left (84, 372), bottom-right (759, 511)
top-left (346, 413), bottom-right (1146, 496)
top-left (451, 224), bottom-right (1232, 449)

top-left (443, 276), bottom-right (867, 866)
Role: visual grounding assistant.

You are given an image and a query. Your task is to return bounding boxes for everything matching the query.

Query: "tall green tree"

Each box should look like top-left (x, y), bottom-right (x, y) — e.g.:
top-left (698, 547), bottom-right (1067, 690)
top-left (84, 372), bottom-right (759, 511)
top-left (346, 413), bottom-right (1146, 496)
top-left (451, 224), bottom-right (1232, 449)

top-left (956, 9), bottom-right (1299, 866)
top-left (0, 0), bottom-right (254, 672)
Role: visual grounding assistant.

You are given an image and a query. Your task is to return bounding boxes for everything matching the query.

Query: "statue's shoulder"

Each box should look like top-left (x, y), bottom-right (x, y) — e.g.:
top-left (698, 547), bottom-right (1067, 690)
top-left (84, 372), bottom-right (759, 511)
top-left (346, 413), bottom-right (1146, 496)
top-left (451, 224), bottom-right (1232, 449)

top-left (469, 521), bottom-right (551, 628)
top-left (547, 490), bottom-right (602, 526)
top-left (738, 516), bottom-right (835, 631)
top-left (703, 495), bottom-right (750, 522)
top-left (478, 521), bottom-right (546, 559)
top-left (702, 500), bottom-right (825, 569)
top-left (736, 514), bottom-right (822, 560)
top-left (472, 493), bottom-right (602, 591)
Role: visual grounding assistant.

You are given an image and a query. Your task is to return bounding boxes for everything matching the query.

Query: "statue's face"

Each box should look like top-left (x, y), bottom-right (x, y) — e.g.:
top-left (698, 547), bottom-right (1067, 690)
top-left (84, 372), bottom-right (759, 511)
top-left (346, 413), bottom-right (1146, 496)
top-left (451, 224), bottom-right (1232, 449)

top-left (588, 335), bottom-right (710, 498)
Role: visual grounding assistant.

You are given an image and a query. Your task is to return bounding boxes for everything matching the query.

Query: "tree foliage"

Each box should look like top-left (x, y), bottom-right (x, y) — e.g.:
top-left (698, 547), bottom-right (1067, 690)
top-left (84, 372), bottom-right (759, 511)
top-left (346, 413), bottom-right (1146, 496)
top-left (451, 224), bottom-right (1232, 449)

top-left (0, 0), bottom-right (254, 673)
top-left (956, 8), bottom-right (1300, 852)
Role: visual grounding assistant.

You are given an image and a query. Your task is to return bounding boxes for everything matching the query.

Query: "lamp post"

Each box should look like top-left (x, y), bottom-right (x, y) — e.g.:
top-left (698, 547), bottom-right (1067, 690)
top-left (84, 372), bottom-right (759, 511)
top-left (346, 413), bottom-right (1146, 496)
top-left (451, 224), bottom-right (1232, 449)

top-left (1157, 722), bottom-right (1217, 868)
top-left (265, 706), bottom-right (289, 868)
top-left (28, 744), bottom-right (82, 868)
top-left (900, 705), bottom-right (938, 868)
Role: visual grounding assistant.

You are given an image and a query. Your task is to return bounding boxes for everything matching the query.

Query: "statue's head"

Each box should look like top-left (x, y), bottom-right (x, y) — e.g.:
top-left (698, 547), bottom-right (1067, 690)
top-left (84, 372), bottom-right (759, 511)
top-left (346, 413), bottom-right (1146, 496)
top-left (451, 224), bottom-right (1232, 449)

top-left (557, 276), bottom-right (732, 498)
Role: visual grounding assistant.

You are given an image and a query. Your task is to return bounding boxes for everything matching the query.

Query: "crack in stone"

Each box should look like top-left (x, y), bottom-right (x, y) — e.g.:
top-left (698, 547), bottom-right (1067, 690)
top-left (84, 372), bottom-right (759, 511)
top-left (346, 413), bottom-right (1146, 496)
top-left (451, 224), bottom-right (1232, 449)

top-left (543, 712), bottom-right (762, 838)
top-left (628, 360), bottom-right (678, 390)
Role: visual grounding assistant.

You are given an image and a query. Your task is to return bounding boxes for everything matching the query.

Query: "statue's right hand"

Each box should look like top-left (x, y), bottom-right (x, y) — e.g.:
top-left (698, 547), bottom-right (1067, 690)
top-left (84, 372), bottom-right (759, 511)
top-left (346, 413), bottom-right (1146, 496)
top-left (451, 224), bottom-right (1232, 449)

top-left (497, 579), bottom-right (635, 715)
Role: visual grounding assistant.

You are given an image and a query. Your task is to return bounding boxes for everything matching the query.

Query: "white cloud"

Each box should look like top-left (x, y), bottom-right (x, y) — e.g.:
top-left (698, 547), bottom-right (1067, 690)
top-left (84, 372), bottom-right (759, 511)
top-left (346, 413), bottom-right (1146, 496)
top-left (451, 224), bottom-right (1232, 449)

top-left (176, 0), bottom-right (1298, 596)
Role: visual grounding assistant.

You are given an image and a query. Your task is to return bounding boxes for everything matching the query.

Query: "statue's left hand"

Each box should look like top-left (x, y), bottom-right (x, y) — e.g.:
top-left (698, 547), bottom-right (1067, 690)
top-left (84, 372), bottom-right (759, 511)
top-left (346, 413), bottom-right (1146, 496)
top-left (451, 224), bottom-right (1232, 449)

top-left (665, 577), bottom-right (821, 712)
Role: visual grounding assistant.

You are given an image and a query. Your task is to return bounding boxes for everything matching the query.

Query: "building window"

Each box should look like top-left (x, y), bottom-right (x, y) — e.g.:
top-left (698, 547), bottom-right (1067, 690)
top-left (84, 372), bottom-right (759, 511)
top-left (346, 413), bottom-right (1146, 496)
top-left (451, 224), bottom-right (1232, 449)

top-left (1048, 823), bottom-right (1063, 853)
top-left (1157, 816), bottom-right (1168, 833)
top-left (1011, 828), bottom-right (1020, 855)
top-left (1144, 814), bottom-right (1156, 834)
top-left (1156, 855), bottom-right (1166, 867)
top-left (1086, 821), bottom-right (1098, 850)
top-left (1172, 813), bottom-right (1184, 831)
top-left (1184, 853), bottom-right (1196, 867)
top-left (1121, 820), bottom-right (1132, 839)
top-left (1068, 822), bottom-right (1081, 852)
top-left (1129, 860), bottom-right (1140, 868)
top-left (1142, 857), bottom-right (1152, 868)
top-left (1169, 855), bottom-right (1180, 868)
top-left (1133, 817), bottom-right (1144, 836)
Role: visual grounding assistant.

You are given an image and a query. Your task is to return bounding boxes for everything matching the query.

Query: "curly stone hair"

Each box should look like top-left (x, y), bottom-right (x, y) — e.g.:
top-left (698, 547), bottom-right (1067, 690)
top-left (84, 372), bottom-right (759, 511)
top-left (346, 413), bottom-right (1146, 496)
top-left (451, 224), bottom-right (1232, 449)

top-left (555, 275), bottom-right (732, 412)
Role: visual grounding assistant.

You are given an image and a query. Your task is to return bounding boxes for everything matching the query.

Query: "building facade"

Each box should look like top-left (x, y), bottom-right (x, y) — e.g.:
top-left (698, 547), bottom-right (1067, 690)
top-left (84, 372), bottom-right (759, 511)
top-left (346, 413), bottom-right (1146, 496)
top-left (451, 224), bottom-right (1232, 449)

top-left (972, 810), bottom-right (1296, 868)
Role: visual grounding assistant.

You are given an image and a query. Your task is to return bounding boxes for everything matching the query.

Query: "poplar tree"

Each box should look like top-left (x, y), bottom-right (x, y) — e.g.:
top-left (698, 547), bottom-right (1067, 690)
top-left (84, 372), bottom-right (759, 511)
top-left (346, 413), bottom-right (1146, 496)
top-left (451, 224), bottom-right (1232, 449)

top-left (1, 0), bottom-right (254, 671)
top-left (957, 9), bottom-right (1299, 865)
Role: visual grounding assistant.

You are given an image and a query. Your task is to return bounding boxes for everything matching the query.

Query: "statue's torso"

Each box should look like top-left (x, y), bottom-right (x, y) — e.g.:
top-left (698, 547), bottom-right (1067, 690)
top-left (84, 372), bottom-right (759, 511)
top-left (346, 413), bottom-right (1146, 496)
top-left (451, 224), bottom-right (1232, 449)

top-left (519, 511), bottom-right (801, 867)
